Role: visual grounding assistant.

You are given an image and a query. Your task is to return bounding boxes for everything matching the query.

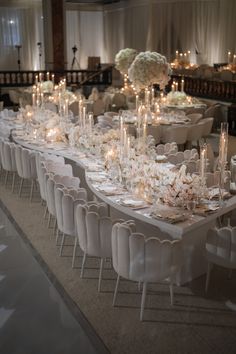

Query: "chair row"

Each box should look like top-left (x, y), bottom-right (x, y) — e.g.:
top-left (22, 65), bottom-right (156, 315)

top-left (1, 139), bottom-right (235, 320)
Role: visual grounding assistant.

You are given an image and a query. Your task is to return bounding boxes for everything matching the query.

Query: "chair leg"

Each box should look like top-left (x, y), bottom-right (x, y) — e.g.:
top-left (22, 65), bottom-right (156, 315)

top-left (169, 282), bottom-right (174, 306)
top-left (112, 275), bottom-right (120, 306)
top-left (80, 252), bottom-right (87, 278)
top-left (56, 228), bottom-right (60, 245)
top-left (72, 237), bottom-right (78, 268)
top-left (138, 281), bottom-right (142, 292)
top-left (30, 180), bottom-right (34, 202)
top-left (5, 171), bottom-right (9, 185)
top-left (53, 218), bottom-right (57, 235)
top-left (11, 172), bottom-right (16, 192)
top-left (19, 178), bottom-right (24, 197)
top-left (59, 233), bottom-right (65, 256)
top-left (47, 214), bottom-right (51, 228)
top-left (205, 262), bottom-right (212, 293)
top-left (43, 205), bottom-right (48, 219)
top-left (140, 282), bottom-right (147, 321)
top-left (98, 258), bottom-right (104, 292)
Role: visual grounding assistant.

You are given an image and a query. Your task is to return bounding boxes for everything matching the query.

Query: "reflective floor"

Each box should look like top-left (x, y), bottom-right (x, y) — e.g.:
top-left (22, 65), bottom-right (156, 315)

top-left (0, 206), bottom-right (109, 354)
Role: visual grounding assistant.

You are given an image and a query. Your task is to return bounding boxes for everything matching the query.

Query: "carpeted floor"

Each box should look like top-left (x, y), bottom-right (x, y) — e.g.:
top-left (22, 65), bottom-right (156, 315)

top-left (0, 169), bottom-right (236, 354)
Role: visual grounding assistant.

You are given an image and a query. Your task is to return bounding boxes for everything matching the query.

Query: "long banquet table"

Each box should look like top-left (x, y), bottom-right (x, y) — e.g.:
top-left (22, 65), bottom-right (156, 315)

top-left (8, 126), bottom-right (236, 286)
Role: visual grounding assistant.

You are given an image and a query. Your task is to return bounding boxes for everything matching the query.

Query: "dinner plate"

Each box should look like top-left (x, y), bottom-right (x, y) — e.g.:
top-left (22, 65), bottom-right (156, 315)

top-left (151, 210), bottom-right (188, 224)
top-left (119, 198), bottom-right (147, 209)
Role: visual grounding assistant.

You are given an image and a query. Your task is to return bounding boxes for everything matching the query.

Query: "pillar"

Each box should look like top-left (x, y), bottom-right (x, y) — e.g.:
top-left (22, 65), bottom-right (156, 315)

top-left (42, 0), bottom-right (66, 74)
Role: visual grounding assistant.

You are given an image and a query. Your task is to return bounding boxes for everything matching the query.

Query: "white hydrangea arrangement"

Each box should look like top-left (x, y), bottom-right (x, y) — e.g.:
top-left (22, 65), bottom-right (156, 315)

top-left (42, 80), bottom-right (54, 93)
top-left (52, 90), bottom-right (77, 105)
top-left (166, 91), bottom-right (188, 105)
top-left (115, 48), bottom-right (138, 75)
top-left (128, 51), bottom-right (172, 91)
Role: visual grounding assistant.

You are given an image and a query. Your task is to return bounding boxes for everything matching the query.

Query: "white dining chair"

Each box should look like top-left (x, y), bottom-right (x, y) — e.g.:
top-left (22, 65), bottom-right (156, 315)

top-left (53, 174), bottom-right (81, 190)
top-left (167, 153), bottom-right (178, 165)
top-left (205, 226), bottom-right (236, 292)
top-left (35, 151), bottom-right (65, 204)
top-left (156, 142), bottom-right (178, 156)
top-left (75, 203), bottom-right (119, 291)
top-left (146, 126), bottom-right (162, 145)
top-left (43, 160), bottom-right (73, 177)
top-left (54, 187), bottom-right (87, 267)
top-left (15, 145), bottom-right (37, 200)
top-left (198, 117), bottom-right (214, 140)
top-left (186, 123), bottom-right (203, 149)
top-left (0, 141), bottom-right (17, 191)
top-left (111, 92), bottom-right (127, 112)
top-left (183, 148), bottom-right (199, 161)
top-left (92, 97), bottom-right (105, 116)
top-left (186, 113), bottom-right (203, 124)
top-left (112, 222), bottom-right (183, 321)
top-left (162, 125), bottom-right (188, 149)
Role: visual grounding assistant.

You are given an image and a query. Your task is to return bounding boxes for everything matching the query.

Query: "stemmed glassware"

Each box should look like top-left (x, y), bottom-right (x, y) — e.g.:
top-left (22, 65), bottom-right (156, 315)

top-left (186, 200), bottom-right (196, 220)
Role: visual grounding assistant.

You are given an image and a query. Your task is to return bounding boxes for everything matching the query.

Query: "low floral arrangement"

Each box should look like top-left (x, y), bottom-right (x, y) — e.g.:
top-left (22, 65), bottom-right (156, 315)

top-left (52, 90), bottom-right (77, 105)
top-left (166, 91), bottom-right (188, 105)
top-left (115, 48), bottom-right (138, 75)
top-left (156, 165), bottom-right (206, 206)
top-left (120, 156), bottom-right (206, 205)
top-left (128, 51), bottom-right (172, 91)
top-left (41, 80), bottom-right (54, 93)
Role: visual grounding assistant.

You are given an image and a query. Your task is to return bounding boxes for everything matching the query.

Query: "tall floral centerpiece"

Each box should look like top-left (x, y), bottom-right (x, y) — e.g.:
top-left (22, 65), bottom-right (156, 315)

top-left (128, 51), bottom-right (171, 147)
top-left (115, 48), bottom-right (137, 75)
top-left (115, 48), bottom-right (138, 95)
top-left (128, 51), bottom-right (172, 92)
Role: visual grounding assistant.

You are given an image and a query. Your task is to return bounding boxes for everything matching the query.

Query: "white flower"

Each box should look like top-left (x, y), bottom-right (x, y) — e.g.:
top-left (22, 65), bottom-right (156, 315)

top-left (166, 91), bottom-right (188, 105)
top-left (42, 80), bottom-right (54, 93)
top-left (128, 51), bottom-right (171, 91)
top-left (115, 48), bottom-right (138, 75)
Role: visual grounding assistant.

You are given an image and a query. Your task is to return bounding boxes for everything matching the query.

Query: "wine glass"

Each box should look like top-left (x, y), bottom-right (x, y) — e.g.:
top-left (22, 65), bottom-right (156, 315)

top-left (186, 200), bottom-right (196, 220)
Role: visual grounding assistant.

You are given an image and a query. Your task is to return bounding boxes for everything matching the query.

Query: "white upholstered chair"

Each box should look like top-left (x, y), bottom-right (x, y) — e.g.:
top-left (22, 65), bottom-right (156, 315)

top-left (54, 187), bottom-right (87, 267)
top-left (53, 174), bottom-right (80, 190)
top-left (198, 117), bottom-right (214, 139)
top-left (111, 222), bottom-right (183, 321)
top-left (186, 123), bottom-right (203, 149)
top-left (75, 203), bottom-right (116, 291)
top-left (43, 160), bottom-right (73, 177)
top-left (146, 126), bottom-right (162, 145)
top-left (35, 151), bottom-right (65, 204)
top-left (162, 126), bottom-right (188, 148)
top-left (186, 113), bottom-right (203, 124)
top-left (15, 145), bottom-right (37, 200)
top-left (156, 142), bottom-right (178, 156)
top-left (111, 92), bottom-right (127, 111)
top-left (0, 141), bottom-right (17, 190)
top-left (205, 226), bottom-right (236, 292)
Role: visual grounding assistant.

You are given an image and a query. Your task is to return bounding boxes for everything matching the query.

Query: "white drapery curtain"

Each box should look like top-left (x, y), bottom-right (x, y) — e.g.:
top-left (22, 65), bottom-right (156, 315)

top-left (66, 10), bottom-right (105, 70)
top-left (104, 0), bottom-right (236, 65)
top-left (0, 4), bottom-right (44, 70)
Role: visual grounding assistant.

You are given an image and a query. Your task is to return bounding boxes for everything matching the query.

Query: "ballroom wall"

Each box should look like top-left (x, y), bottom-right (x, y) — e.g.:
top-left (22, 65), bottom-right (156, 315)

top-left (0, 0), bottom-right (236, 71)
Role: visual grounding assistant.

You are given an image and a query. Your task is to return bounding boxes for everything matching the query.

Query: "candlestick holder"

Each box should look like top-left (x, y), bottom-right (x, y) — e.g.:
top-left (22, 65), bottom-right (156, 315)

top-left (218, 122), bottom-right (229, 206)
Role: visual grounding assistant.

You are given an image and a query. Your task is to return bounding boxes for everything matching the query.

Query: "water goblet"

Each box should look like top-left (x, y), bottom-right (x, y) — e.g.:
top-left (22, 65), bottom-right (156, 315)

top-left (186, 200), bottom-right (196, 220)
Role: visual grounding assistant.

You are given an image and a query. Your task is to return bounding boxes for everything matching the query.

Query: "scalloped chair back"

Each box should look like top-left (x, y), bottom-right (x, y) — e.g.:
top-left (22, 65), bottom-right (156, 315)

top-left (111, 222), bottom-right (182, 320)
